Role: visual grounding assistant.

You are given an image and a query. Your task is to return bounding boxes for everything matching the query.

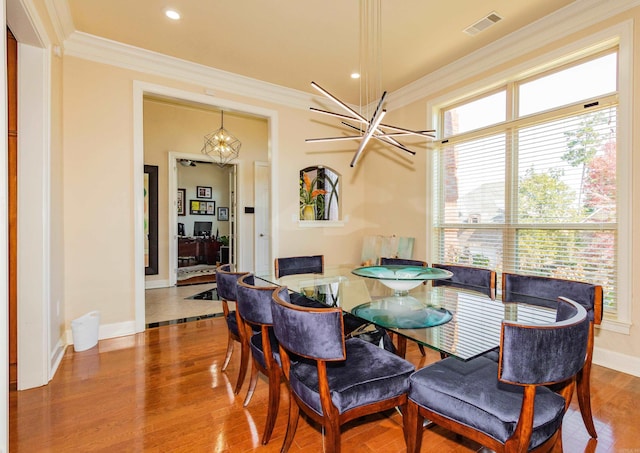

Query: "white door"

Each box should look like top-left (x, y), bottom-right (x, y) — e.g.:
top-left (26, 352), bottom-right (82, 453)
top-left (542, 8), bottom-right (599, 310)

top-left (254, 162), bottom-right (271, 274)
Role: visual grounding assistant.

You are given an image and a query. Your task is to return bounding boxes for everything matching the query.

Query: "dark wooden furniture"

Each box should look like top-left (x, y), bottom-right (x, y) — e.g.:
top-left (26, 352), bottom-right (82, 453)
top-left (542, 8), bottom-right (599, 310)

top-left (178, 237), bottom-right (221, 266)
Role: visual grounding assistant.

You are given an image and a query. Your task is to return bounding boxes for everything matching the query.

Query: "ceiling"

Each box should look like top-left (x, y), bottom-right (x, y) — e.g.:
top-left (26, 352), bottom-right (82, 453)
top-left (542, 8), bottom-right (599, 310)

top-left (66, 0), bottom-right (576, 104)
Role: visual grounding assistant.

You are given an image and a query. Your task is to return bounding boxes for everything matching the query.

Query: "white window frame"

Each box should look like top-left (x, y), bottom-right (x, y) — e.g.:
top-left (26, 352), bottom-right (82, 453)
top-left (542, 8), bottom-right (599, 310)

top-left (425, 23), bottom-right (632, 334)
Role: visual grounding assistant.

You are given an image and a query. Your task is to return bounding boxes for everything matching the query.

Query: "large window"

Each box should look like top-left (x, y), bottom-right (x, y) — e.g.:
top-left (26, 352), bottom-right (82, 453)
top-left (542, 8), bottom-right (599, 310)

top-left (433, 50), bottom-right (619, 313)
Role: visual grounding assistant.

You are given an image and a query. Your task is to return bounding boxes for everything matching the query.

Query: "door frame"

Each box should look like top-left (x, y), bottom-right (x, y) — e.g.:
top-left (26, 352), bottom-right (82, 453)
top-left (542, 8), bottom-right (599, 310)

top-left (167, 152), bottom-right (238, 287)
top-left (133, 81), bottom-right (279, 332)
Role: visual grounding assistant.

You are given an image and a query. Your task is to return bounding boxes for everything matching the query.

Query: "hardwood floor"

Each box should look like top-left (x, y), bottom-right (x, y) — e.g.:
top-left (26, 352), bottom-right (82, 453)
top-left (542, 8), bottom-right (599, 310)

top-left (9, 317), bottom-right (640, 452)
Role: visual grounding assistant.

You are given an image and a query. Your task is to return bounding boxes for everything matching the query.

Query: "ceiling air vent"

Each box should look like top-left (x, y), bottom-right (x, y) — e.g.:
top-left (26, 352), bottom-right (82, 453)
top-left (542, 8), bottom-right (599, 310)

top-left (463, 12), bottom-right (502, 36)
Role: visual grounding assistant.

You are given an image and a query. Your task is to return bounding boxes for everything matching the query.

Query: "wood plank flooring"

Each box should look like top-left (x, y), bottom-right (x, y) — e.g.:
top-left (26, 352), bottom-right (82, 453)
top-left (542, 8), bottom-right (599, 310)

top-left (9, 317), bottom-right (640, 452)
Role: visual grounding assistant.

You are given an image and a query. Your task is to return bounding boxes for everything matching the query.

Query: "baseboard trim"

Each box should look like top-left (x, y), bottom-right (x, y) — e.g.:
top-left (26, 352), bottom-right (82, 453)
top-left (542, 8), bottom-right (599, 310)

top-left (145, 279), bottom-right (170, 289)
top-left (593, 346), bottom-right (640, 378)
top-left (65, 320), bottom-right (137, 345)
top-left (49, 338), bottom-right (67, 382)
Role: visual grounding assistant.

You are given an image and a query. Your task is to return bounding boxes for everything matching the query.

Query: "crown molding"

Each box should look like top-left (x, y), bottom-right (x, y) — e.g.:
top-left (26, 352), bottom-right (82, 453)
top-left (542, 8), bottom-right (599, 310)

top-left (387, 0), bottom-right (640, 111)
top-left (58, 0), bottom-right (640, 112)
top-left (44, 0), bottom-right (74, 44)
top-left (64, 31), bottom-right (322, 111)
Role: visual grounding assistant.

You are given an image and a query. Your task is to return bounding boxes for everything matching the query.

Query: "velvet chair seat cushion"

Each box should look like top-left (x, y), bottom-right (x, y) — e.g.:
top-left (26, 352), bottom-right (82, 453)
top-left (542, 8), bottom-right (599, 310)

top-left (409, 356), bottom-right (565, 449)
top-left (225, 311), bottom-right (239, 337)
top-left (288, 337), bottom-right (414, 416)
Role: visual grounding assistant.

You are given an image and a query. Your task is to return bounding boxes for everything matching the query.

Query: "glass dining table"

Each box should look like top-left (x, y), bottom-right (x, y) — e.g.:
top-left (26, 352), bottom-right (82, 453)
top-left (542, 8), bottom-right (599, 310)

top-left (255, 264), bottom-right (556, 361)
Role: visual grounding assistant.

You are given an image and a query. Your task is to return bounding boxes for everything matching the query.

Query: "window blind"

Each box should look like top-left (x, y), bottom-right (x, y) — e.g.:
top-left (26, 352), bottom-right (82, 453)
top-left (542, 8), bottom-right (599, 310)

top-left (433, 105), bottom-right (617, 310)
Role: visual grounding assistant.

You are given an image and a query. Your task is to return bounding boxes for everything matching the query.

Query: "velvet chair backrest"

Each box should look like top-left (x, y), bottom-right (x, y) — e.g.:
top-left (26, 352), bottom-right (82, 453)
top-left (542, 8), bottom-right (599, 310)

top-left (216, 264), bottom-right (250, 302)
top-left (432, 263), bottom-right (497, 299)
top-left (379, 257), bottom-right (428, 267)
top-left (499, 297), bottom-right (589, 386)
top-left (502, 273), bottom-right (603, 324)
top-left (236, 274), bottom-right (276, 326)
top-left (274, 255), bottom-right (324, 278)
top-left (271, 287), bottom-right (345, 361)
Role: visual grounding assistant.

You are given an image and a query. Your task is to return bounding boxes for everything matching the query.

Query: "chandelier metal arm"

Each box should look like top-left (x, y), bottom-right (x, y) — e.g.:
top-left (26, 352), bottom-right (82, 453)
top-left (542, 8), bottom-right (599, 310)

top-left (351, 107), bottom-right (386, 167)
top-left (305, 135), bottom-right (365, 142)
top-left (309, 107), bottom-right (363, 123)
top-left (374, 136), bottom-right (415, 155)
top-left (311, 81), bottom-right (366, 122)
top-left (379, 123), bottom-right (435, 137)
top-left (340, 121), bottom-right (416, 155)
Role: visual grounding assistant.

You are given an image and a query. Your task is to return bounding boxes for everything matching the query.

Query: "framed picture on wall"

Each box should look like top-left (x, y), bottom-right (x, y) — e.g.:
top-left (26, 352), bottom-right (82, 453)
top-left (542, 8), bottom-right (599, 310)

top-left (190, 200), bottom-right (215, 215)
top-left (197, 186), bottom-right (212, 199)
top-left (177, 188), bottom-right (186, 216)
top-left (218, 207), bottom-right (229, 221)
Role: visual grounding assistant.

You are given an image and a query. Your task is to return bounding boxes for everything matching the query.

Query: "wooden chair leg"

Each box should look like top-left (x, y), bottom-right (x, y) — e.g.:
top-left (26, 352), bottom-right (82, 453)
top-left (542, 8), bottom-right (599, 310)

top-left (577, 364), bottom-right (598, 438)
top-left (261, 368), bottom-right (281, 445)
top-left (243, 362), bottom-right (259, 407)
top-left (418, 344), bottom-right (426, 356)
top-left (234, 340), bottom-right (250, 395)
top-left (281, 395), bottom-right (300, 453)
top-left (324, 417), bottom-right (342, 453)
top-left (221, 334), bottom-right (234, 371)
top-left (404, 401), bottom-right (423, 453)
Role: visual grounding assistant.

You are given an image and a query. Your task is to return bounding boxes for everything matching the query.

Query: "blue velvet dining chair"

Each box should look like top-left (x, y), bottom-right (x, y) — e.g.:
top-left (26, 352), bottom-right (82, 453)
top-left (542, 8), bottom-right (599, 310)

top-left (274, 254), bottom-right (324, 278)
top-left (235, 274), bottom-right (284, 445)
top-left (405, 297), bottom-right (589, 453)
top-left (215, 264), bottom-right (251, 394)
top-left (274, 255), bottom-right (396, 354)
top-left (502, 272), bottom-right (603, 439)
top-left (432, 263), bottom-right (497, 299)
top-left (379, 257), bottom-right (428, 267)
top-left (270, 287), bottom-right (415, 453)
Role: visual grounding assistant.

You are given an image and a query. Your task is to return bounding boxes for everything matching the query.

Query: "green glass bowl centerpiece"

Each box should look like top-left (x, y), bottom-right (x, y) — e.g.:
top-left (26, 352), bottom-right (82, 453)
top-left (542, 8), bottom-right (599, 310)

top-left (351, 295), bottom-right (453, 329)
top-left (351, 265), bottom-right (453, 295)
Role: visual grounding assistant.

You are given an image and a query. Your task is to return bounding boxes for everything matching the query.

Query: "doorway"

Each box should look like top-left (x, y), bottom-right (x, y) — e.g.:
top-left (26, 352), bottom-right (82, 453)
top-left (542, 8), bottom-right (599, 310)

top-left (135, 83), bottom-right (277, 331)
top-left (174, 157), bottom-right (236, 286)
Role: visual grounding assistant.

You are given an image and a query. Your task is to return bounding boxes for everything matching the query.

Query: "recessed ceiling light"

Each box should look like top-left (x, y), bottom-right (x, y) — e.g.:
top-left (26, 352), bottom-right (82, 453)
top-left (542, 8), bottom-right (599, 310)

top-left (165, 9), bottom-right (181, 20)
top-left (351, 72), bottom-right (360, 79)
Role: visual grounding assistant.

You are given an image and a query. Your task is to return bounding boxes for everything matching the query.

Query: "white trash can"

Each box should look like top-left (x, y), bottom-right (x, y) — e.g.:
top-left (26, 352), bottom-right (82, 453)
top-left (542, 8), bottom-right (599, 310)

top-left (71, 311), bottom-right (100, 352)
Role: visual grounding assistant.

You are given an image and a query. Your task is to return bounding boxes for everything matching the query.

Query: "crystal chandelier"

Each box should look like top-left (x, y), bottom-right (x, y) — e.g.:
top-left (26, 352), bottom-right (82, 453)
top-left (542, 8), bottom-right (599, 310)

top-left (306, 0), bottom-right (434, 167)
top-left (201, 111), bottom-right (241, 167)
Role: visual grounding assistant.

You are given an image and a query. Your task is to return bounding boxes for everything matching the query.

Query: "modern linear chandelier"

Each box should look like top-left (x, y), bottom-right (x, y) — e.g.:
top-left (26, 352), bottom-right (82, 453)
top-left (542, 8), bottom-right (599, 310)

top-left (305, 0), bottom-right (434, 167)
top-left (201, 111), bottom-right (241, 167)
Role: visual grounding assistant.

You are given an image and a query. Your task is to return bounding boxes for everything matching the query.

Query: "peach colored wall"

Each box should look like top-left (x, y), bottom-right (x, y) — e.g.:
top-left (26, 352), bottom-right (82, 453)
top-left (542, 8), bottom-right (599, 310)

top-left (62, 57), bottom-right (369, 327)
